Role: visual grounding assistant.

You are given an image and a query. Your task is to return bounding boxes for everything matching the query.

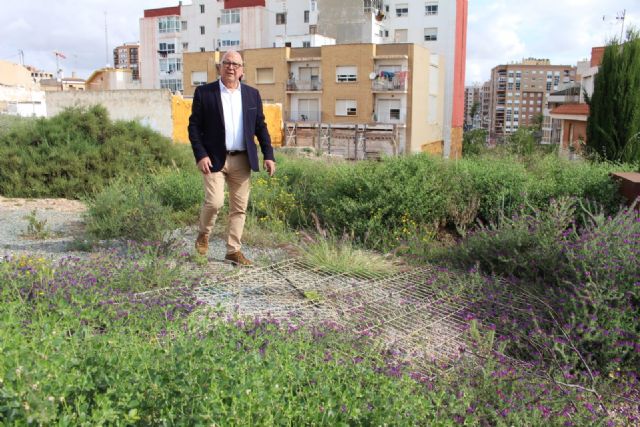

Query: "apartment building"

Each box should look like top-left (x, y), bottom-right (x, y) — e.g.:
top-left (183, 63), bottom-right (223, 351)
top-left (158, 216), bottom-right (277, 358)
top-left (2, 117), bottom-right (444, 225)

top-left (139, 0), bottom-right (466, 157)
top-left (352, 0), bottom-right (468, 157)
top-left (140, 1), bottom-right (332, 92)
top-left (464, 84), bottom-right (480, 130)
top-left (488, 58), bottom-right (576, 142)
top-left (183, 43), bottom-right (445, 155)
top-left (113, 43), bottom-right (140, 81)
top-left (479, 80), bottom-right (491, 131)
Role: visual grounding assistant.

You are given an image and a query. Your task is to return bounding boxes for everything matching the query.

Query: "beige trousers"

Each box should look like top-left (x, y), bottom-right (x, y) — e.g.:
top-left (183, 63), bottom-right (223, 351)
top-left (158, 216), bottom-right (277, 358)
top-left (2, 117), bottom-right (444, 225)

top-left (198, 153), bottom-right (251, 254)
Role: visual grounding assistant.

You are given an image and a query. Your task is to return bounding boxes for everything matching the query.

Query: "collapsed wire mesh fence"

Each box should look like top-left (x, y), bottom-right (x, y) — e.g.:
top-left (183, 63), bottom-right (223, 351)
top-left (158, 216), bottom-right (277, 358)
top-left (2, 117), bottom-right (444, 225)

top-left (192, 258), bottom-right (546, 374)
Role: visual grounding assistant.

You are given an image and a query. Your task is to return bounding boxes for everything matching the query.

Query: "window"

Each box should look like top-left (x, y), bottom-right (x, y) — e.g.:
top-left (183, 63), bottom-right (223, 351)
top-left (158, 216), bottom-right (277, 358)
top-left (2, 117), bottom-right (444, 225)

top-left (335, 99), bottom-right (357, 116)
top-left (336, 66), bottom-right (357, 82)
top-left (396, 4), bottom-right (409, 17)
top-left (276, 13), bottom-right (286, 25)
top-left (158, 17), bottom-right (181, 33)
top-left (200, 26), bottom-right (205, 35)
top-left (158, 42), bottom-right (176, 54)
top-left (304, 10), bottom-right (309, 23)
top-left (181, 21), bottom-right (188, 31)
top-left (160, 78), bottom-right (182, 92)
top-left (309, 24), bottom-right (317, 34)
top-left (221, 40), bottom-right (240, 47)
top-left (424, 27), bottom-right (437, 41)
top-left (200, 47), bottom-right (205, 52)
top-left (256, 68), bottom-right (274, 84)
top-left (428, 95), bottom-right (437, 123)
top-left (425, 2), bottom-right (438, 15)
top-left (159, 57), bottom-right (182, 73)
top-left (221, 9), bottom-right (240, 25)
top-left (192, 71), bottom-right (207, 86)
top-left (390, 108), bottom-right (400, 120)
top-left (200, 4), bottom-right (205, 13)
top-left (302, 41), bottom-right (311, 48)
top-left (394, 29), bottom-right (408, 43)
top-left (182, 42), bottom-right (189, 50)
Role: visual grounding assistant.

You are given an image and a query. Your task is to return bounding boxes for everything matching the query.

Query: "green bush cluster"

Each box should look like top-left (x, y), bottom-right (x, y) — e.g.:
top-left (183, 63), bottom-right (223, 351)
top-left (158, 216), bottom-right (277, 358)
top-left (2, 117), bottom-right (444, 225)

top-left (270, 153), bottom-right (630, 250)
top-left (0, 106), bottom-right (191, 198)
top-left (85, 150), bottom-right (631, 245)
top-left (433, 198), bottom-right (640, 374)
top-left (85, 169), bottom-right (202, 241)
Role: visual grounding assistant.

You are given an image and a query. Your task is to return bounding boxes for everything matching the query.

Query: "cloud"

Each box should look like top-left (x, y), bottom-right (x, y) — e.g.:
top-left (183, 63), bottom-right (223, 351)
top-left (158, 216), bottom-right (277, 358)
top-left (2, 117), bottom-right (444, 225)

top-left (0, 0), bottom-right (169, 79)
top-left (465, 0), bottom-right (639, 84)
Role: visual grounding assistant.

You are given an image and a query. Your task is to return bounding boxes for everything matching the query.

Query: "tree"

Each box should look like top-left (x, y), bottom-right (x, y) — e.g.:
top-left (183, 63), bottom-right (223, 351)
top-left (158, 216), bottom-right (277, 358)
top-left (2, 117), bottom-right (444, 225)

top-left (462, 128), bottom-right (487, 156)
top-left (586, 28), bottom-right (640, 163)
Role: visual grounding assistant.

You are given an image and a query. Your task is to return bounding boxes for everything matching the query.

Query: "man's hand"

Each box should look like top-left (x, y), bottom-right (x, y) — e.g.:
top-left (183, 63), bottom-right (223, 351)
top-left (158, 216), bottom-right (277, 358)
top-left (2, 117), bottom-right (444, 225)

top-left (197, 157), bottom-right (212, 174)
top-left (264, 160), bottom-right (276, 177)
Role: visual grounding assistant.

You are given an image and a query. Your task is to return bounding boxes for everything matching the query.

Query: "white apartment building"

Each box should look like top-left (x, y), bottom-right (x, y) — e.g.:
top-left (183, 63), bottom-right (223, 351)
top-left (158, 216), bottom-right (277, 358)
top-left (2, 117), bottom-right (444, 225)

top-left (139, 0), bottom-right (466, 156)
top-left (140, 1), bottom-right (332, 92)
top-left (367, 0), bottom-right (467, 156)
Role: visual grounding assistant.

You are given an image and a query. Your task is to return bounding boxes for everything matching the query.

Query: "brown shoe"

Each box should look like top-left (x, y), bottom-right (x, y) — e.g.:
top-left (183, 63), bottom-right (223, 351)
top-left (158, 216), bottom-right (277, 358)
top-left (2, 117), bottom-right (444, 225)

top-left (224, 251), bottom-right (252, 266)
top-left (195, 232), bottom-right (209, 256)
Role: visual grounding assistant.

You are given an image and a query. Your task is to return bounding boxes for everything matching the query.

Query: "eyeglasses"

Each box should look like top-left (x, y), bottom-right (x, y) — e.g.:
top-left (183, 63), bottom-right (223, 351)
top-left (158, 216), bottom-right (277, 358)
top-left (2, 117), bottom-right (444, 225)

top-left (222, 60), bottom-right (243, 69)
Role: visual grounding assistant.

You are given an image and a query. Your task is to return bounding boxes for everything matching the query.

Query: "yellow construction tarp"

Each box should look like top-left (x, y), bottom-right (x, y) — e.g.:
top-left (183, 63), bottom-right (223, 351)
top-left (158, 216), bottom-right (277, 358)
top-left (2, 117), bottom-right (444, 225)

top-left (172, 95), bottom-right (283, 147)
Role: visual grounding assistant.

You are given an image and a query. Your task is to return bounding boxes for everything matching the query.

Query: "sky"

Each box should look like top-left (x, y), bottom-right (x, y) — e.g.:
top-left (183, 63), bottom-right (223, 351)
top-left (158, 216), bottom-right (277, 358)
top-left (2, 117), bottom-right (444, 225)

top-left (0, 0), bottom-right (637, 84)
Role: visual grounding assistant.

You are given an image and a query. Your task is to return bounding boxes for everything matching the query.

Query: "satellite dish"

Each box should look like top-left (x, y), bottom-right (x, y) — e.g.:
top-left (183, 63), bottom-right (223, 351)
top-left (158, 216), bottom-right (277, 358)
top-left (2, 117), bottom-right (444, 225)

top-left (369, 72), bottom-right (377, 80)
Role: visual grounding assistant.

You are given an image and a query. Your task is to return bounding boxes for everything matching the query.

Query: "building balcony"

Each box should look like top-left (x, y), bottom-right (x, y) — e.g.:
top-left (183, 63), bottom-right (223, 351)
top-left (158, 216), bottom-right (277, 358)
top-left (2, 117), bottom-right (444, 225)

top-left (373, 110), bottom-right (406, 123)
top-left (287, 110), bottom-right (320, 122)
top-left (371, 71), bottom-right (408, 92)
top-left (286, 79), bottom-right (322, 91)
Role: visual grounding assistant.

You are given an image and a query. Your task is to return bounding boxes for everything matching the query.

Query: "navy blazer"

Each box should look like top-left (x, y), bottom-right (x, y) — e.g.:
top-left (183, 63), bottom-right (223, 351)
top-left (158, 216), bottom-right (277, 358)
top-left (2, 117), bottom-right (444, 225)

top-left (188, 80), bottom-right (275, 172)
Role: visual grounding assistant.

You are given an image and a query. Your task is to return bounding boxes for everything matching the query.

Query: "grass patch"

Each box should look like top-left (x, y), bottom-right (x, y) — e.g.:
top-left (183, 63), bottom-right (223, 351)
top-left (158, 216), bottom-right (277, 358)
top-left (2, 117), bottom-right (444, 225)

top-left (20, 209), bottom-right (56, 240)
top-left (299, 236), bottom-right (399, 276)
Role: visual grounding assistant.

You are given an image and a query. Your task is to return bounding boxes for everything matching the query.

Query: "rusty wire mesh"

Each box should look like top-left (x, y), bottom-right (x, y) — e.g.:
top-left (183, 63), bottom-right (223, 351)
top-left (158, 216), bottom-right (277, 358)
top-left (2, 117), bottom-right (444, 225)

top-left (193, 259), bottom-right (492, 372)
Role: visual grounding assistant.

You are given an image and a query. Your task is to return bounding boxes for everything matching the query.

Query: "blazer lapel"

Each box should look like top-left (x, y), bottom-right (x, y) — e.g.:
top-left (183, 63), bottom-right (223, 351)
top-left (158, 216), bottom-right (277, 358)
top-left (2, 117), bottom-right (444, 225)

top-left (241, 85), bottom-right (251, 142)
top-left (213, 80), bottom-right (224, 124)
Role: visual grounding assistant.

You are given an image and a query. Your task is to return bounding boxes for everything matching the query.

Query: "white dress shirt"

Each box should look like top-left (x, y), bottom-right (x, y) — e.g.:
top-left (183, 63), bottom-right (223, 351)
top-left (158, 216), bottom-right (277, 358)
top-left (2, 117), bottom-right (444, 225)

top-left (219, 79), bottom-right (245, 151)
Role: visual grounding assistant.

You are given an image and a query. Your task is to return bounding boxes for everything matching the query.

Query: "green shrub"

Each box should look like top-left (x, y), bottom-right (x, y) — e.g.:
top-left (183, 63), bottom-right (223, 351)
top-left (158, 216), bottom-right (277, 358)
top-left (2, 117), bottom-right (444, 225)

top-left (151, 169), bottom-right (201, 211)
top-left (462, 129), bottom-right (488, 156)
top-left (85, 178), bottom-right (175, 242)
top-left (431, 198), bottom-right (640, 373)
top-left (0, 106), bottom-right (190, 198)
top-left (265, 152), bottom-right (631, 251)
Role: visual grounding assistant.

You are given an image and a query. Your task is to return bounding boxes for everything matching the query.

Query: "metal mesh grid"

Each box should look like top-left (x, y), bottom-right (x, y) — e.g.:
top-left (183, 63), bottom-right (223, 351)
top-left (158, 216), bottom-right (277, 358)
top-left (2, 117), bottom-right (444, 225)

top-left (194, 259), bottom-right (481, 370)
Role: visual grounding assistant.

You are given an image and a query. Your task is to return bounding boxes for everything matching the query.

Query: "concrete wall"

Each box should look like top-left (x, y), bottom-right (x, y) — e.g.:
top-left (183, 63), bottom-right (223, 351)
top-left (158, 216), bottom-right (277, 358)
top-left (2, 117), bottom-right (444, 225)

top-left (46, 89), bottom-right (174, 138)
top-left (408, 45), bottom-right (444, 155)
top-left (0, 86), bottom-right (47, 117)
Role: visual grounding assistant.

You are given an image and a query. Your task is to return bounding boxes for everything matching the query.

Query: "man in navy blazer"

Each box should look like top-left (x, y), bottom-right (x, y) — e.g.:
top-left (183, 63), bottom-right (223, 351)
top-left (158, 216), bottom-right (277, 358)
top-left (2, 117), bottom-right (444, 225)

top-left (188, 50), bottom-right (276, 265)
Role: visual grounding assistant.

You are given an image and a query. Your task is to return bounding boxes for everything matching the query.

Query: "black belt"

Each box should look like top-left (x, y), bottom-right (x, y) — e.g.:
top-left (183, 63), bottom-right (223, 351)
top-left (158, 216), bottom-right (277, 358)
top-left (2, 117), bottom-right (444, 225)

top-left (226, 150), bottom-right (247, 156)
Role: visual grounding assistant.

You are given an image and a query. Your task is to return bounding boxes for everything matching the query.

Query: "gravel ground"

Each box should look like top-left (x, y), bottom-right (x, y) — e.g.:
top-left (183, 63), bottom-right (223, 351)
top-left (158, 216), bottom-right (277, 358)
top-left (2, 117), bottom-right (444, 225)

top-left (0, 196), bottom-right (289, 270)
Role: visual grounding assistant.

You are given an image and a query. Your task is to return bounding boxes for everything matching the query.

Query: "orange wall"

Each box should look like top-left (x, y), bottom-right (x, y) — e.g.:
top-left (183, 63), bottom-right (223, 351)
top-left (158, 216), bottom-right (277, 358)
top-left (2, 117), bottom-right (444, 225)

top-left (561, 120), bottom-right (587, 152)
top-left (452, 0), bottom-right (468, 128)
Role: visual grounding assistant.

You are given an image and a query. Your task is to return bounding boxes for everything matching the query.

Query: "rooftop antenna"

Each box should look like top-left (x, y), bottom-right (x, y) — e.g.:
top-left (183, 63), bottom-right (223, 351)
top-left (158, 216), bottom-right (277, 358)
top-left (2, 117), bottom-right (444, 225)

top-left (104, 11), bottom-right (110, 67)
top-left (18, 49), bottom-right (24, 66)
top-left (616, 9), bottom-right (626, 41)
